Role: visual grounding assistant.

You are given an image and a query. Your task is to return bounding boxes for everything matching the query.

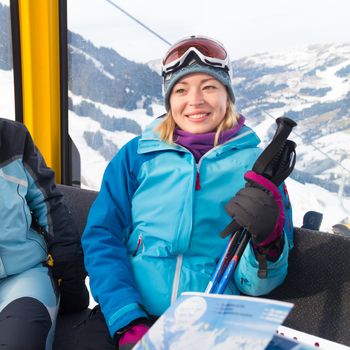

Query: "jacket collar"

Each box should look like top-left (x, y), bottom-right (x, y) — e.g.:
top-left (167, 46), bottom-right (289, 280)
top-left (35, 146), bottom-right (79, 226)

top-left (138, 115), bottom-right (261, 157)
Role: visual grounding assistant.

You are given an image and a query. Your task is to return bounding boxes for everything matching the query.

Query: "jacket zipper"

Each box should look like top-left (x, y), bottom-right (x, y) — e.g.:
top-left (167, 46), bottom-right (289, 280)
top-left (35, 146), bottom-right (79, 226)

top-left (171, 254), bottom-right (183, 304)
top-left (18, 185), bottom-right (48, 253)
top-left (195, 164), bottom-right (201, 190)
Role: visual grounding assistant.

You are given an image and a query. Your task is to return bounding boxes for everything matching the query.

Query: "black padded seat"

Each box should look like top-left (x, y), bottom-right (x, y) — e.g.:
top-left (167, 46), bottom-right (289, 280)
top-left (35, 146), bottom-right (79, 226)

top-left (57, 184), bottom-right (98, 237)
top-left (53, 185), bottom-right (97, 350)
top-left (265, 228), bottom-right (350, 346)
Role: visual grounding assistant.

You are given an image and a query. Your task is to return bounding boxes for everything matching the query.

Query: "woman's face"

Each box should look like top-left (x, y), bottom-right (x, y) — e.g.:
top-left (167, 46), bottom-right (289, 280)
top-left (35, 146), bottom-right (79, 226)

top-left (169, 73), bottom-right (228, 134)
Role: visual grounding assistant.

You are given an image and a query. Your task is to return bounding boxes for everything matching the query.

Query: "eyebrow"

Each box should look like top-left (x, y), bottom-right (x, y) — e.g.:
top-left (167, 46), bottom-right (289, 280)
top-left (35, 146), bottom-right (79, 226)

top-left (176, 78), bottom-right (217, 85)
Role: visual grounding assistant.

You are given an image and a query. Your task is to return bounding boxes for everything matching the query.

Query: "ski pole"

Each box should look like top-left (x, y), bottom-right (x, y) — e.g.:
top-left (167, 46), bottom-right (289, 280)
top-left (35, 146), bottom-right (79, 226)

top-left (214, 229), bottom-right (250, 294)
top-left (209, 117), bottom-right (297, 295)
top-left (205, 229), bottom-right (241, 293)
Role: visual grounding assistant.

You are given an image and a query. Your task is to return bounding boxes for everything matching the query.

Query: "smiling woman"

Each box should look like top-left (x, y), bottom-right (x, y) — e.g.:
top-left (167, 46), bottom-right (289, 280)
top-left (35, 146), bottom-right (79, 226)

top-left (78, 34), bottom-right (294, 350)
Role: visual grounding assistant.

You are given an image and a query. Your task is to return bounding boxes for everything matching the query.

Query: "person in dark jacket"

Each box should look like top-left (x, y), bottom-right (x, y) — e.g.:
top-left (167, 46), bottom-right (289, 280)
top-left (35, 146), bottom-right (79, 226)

top-left (78, 35), bottom-right (293, 349)
top-left (0, 118), bottom-right (89, 350)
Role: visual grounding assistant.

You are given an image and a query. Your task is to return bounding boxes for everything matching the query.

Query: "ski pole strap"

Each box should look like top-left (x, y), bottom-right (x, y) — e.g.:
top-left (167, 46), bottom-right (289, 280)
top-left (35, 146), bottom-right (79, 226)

top-left (256, 253), bottom-right (268, 279)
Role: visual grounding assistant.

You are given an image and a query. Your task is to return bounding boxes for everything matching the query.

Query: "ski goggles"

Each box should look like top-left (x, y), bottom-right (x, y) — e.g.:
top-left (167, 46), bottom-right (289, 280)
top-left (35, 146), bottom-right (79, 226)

top-left (162, 35), bottom-right (232, 78)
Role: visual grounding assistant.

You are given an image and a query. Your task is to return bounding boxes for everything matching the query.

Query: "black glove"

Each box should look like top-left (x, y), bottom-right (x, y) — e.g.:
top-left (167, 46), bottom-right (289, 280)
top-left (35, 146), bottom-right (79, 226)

top-left (221, 171), bottom-right (285, 259)
top-left (50, 253), bottom-right (89, 314)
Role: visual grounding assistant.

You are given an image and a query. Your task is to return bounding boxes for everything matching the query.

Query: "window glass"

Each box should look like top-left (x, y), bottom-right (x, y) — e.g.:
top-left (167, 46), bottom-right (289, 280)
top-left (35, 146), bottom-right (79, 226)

top-left (67, 0), bottom-right (165, 190)
top-left (0, 0), bottom-right (15, 120)
top-left (67, 0), bottom-right (349, 232)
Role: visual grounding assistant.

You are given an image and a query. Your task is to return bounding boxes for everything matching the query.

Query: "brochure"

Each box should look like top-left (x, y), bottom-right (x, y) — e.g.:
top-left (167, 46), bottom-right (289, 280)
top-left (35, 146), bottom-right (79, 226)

top-left (133, 292), bottom-right (293, 350)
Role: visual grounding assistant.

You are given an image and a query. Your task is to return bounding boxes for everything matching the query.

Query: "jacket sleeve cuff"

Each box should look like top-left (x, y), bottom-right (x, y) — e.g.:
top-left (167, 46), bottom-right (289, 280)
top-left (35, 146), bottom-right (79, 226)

top-left (234, 232), bottom-right (289, 296)
top-left (108, 303), bottom-right (148, 339)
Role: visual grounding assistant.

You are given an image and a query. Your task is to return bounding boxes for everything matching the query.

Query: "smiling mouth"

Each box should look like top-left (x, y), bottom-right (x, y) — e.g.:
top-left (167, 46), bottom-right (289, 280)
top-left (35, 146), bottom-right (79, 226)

top-left (187, 113), bottom-right (210, 121)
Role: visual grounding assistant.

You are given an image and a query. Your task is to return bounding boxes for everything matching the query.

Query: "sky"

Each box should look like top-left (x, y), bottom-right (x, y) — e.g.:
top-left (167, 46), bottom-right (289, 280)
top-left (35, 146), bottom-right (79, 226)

top-left (68, 0), bottom-right (350, 63)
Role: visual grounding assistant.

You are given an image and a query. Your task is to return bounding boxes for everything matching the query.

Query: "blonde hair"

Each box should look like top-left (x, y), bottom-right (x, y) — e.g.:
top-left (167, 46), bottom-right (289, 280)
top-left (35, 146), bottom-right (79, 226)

top-left (156, 99), bottom-right (240, 146)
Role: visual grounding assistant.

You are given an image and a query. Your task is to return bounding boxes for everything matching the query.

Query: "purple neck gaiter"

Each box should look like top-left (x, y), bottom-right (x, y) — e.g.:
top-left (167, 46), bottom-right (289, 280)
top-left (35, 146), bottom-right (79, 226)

top-left (173, 116), bottom-right (245, 161)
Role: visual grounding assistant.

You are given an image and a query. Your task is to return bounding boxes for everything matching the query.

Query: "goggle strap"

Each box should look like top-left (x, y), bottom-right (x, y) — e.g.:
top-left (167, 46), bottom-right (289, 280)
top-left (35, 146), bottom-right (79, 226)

top-left (162, 47), bottom-right (230, 76)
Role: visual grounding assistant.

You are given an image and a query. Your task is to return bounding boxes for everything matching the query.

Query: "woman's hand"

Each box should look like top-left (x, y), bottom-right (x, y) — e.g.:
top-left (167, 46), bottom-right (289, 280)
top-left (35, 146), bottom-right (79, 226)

top-left (221, 171), bottom-right (285, 259)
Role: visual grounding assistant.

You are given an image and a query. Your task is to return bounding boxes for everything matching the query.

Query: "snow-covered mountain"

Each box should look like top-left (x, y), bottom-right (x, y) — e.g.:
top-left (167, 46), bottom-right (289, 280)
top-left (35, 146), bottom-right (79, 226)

top-left (64, 31), bottom-right (350, 177)
top-left (66, 39), bottom-right (350, 232)
top-left (68, 31), bottom-right (163, 113)
top-left (233, 43), bottom-right (350, 190)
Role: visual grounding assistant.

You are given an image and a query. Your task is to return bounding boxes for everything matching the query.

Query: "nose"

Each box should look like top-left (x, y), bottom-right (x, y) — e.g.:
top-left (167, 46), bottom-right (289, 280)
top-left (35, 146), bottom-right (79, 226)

top-left (188, 88), bottom-right (204, 106)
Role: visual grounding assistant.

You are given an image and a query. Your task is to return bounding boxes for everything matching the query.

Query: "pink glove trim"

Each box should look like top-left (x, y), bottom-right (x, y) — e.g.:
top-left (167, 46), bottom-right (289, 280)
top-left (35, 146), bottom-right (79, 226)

top-left (244, 171), bottom-right (285, 247)
top-left (119, 324), bottom-right (149, 346)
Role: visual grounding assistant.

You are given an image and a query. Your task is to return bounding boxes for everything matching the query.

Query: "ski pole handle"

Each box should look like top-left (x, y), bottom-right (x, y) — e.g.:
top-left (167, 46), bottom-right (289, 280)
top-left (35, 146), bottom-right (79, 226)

top-left (273, 117), bottom-right (297, 142)
top-left (252, 117), bottom-right (297, 185)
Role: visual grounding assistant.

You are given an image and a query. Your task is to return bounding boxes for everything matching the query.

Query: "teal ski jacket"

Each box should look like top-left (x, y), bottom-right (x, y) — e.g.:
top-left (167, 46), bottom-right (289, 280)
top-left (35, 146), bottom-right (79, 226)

top-left (0, 118), bottom-right (85, 286)
top-left (82, 117), bottom-right (293, 337)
